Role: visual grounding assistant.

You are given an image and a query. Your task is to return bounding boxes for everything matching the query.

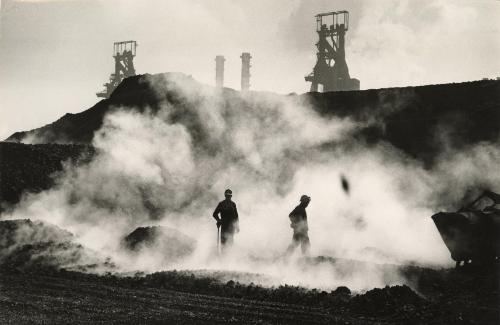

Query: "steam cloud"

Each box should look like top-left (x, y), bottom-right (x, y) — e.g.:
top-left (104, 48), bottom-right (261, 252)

top-left (5, 74), bottom-right (500, 290)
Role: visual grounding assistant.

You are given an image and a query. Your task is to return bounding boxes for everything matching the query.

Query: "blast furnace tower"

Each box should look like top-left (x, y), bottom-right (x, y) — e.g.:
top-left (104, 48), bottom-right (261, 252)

top-left (305, 11), bottom-right (359, 92)
top-left (215, 55), bottom-right (225, 88)
top-left (97, 41), bottom-right (137, 98)
top-left (240, 52), bottom-right (252, 91)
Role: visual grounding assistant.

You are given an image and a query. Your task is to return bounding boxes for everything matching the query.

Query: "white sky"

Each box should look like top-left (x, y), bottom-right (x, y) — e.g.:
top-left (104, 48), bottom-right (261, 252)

top-left (1, 0), bottom-right (499, 139)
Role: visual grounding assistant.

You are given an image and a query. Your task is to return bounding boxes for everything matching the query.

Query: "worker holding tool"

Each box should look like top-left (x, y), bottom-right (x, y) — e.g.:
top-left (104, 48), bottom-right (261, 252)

top-left (212, 189), bottom-right (239, 252)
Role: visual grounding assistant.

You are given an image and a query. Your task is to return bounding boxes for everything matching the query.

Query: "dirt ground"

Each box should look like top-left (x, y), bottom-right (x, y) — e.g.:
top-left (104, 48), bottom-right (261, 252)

top-left (0, 263), bottom-right (498, 324)
top-left (0, 270), bottom-right (342, 324)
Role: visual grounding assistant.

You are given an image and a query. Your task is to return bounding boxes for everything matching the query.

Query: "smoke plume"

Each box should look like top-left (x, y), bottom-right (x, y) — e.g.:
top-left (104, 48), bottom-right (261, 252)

top-left (5, 74), bottom-right (500, 291)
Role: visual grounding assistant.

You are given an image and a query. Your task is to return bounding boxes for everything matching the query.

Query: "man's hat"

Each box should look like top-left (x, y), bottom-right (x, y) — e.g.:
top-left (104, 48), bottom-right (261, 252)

top-left (224, 189), bottom-right (233, 196)
top-left (300, 195), bottom-right (311, 202)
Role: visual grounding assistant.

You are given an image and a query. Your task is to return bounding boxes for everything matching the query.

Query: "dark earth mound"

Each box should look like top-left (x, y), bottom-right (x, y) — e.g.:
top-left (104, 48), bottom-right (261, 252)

top-left (0, 219), bottom-right (113, 272)
top-left (6, 74), bottom-right (500, 167)
top-left (0, 218), bottom-right (72, 247)
top-left (123, 225), bottom-right (196, 260)
top-left (2, 76), bottom-right (499, 212)
top-left (309, 80), bottom-right (500, 165)
top-left (6, 73), bottom-right (203, 144)
top-left (349, 285), bottom-right (425, 319)
top-left (0, 142), bottom-right (94, 211)
top-left (2, 76), bottom-right (500, 211)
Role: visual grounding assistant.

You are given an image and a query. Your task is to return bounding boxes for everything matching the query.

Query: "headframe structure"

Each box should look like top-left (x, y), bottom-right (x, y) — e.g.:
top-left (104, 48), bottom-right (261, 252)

top-left (305, 11), bottom-right (359, 92)
top-left (97, 41), bottom-right (137, 98)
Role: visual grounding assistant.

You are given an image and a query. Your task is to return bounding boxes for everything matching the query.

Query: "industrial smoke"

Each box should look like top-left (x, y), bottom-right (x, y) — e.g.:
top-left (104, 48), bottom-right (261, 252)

top-left (8, 73), bottom-right (499, 290)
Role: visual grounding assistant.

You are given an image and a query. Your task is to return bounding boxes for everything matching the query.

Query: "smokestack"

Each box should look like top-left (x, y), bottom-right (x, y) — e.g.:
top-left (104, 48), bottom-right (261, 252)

top-left (215, 55), bottom-right (225, 88)
top-left (240, 52), bottom-right (251, 91)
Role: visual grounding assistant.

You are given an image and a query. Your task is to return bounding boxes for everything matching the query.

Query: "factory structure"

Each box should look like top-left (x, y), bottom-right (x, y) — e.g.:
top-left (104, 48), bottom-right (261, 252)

top-left (215, 10), bottom-right (358, 92)
top-left (97, 41), bottom-right (137, 98)
top-left (305, 11), bottom-right (360, 92)
top-left (215, 55), bottom-right (225, 88)
top-left (96, 43), bottom-right (253, 94)
top-left (214, 52), bottom-right (252, 91)
top-left (97, 10), bottom-right (359, 95)
top-left (240, 52), bottom-right (252, 91)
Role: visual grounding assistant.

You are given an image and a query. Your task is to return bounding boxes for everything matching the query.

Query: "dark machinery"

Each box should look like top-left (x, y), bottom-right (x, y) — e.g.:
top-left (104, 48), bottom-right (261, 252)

top-left (97, 41), bottom-right (137, 98)
top-left (305, 11), bottom-right (359, 92)
top-left (432, 190), bottom-right (500, 267)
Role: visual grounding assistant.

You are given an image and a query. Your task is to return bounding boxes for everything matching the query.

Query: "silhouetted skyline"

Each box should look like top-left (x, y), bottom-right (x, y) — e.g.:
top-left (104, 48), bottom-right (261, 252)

top-left (1, 0), bottom-right (499, 139)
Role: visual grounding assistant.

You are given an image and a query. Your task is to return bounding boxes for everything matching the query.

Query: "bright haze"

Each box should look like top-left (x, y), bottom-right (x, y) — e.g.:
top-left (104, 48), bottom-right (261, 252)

top-left (1, 0), bottom-right (499, 139)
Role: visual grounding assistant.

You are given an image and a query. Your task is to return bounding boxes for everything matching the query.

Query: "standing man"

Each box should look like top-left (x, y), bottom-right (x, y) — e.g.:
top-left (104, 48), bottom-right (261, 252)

top-left (286, 195), bottom-right (311, 256)
top-left (213, 189), bottom-right (239, 251)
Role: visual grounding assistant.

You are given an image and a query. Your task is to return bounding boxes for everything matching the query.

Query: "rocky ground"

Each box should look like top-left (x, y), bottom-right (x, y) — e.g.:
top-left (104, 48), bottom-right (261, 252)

top-left (0, 262), bottom-right (498, 324)
top-left (0, 269), bottom-right (335, 324)
top-left (0, 218), bottom-right (497, 324)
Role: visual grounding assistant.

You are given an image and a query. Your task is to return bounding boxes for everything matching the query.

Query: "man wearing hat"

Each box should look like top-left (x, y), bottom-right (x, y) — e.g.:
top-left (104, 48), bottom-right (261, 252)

top-left (212, 189), bottom-right (239, 250)
top-left (286, 194), bottom-right (311, 256)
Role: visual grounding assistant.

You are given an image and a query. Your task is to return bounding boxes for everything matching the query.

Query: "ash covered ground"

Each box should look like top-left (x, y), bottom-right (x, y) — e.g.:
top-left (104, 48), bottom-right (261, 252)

top-left (1, 74), bottom-right (499, 324)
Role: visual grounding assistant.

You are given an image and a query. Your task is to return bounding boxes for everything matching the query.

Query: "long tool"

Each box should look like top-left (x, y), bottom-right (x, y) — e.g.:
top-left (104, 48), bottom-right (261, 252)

top-left (217, 225), bottom-right (220, 255)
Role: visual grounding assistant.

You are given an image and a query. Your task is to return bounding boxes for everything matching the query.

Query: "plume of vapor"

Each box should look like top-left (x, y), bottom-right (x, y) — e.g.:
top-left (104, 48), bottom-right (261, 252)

top-left (5, 73), bottom-right (500, 290)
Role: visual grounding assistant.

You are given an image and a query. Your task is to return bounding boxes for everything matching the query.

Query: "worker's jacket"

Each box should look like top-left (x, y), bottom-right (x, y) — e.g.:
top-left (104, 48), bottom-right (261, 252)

top-left (213, 199), bottom-right (239, 231)
top-left (289, 204), bottom-right (308, 234)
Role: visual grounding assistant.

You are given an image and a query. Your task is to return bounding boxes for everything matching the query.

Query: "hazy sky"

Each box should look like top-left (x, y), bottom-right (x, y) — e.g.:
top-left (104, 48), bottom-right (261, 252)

top-left (1, 0), bottom-right (499, 139)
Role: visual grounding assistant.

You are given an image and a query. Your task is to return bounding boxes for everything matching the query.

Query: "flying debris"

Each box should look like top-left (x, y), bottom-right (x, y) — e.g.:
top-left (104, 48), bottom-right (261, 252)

top-left (97, 41), bottom-right (138, 98)
top-left (341, 174), bottom-right (350, 195)
top-left (305, 11), bottom-right (360, 92)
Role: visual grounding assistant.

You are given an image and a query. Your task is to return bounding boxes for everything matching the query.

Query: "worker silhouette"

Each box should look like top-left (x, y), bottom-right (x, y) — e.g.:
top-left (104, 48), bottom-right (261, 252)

top-left (212, 189), bottom-right (239, 251)
top-left (286, 195), bottom-right (311, 256)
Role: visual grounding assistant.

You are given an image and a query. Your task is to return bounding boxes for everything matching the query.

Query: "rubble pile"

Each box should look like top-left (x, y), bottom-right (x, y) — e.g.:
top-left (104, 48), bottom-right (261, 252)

top-left (0, 219), bottom-right (113, 272)
top-left (349, 285), bottom-right (425, 319)
top-left (123, 226), bottom-right (196, 261)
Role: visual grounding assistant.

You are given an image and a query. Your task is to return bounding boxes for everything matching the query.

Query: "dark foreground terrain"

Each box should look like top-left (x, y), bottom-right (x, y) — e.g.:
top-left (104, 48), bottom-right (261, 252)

top-left (1, 219), bottom-right (497, 324)
top-left (0, 263), bottom-right (498, 324)
top-left (0, 269), bottom-right (333, 324)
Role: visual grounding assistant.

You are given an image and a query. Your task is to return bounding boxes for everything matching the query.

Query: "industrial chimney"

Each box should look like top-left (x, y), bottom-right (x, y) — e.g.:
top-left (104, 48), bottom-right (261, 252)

top-left (240, 52), bottom-right (251, 91)
top-left (215, 55), bottom-right (225, 88)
